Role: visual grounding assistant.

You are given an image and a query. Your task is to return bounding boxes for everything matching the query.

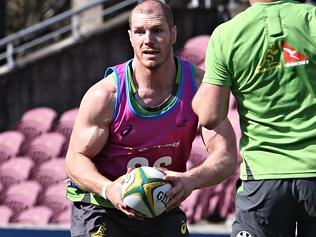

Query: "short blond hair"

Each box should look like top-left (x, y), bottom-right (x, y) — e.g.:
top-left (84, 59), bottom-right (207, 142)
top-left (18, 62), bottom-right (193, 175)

top-left (129, 0), bottom-right (175, 28)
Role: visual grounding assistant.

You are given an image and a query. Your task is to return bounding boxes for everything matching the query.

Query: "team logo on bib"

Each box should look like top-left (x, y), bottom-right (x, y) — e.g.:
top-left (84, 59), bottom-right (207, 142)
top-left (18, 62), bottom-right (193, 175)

top-left (180, 220), bottom-right (187, 235)
top-left (91, 223), bottom-right (107, 237)
top-left (236, 230), bottom-right (252, 237)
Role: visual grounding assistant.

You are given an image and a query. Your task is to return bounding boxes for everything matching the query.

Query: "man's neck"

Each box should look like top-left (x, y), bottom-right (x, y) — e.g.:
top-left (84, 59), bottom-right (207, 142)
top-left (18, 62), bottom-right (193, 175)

top-left (131, 56), bottom-right (177, 107)
top-left (131, 57), bottom-right (176, 90)
top-left (249, 0), bottom-right (277, 5)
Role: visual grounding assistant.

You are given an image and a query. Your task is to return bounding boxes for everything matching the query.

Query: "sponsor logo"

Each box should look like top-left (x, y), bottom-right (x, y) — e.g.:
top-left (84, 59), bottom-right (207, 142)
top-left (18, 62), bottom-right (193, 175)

top-left (91, 223), bottom-right (107, 237)
top-left (282, 42), bottom-right (309, 67)
top-left (137, 141), bottom-right (180, 152)
top-left (177, 117), bottom-right (188, 128)
top-left (180, 220), bottom-right (187, 235)
top-left (256, 41), bottom-right (309, 73)
top-left (120, 125), bottom-right (133, 137)
top-left (157, 191), bottom-right (170, 205)
top-left (236, 230), bottom-right (252, 237)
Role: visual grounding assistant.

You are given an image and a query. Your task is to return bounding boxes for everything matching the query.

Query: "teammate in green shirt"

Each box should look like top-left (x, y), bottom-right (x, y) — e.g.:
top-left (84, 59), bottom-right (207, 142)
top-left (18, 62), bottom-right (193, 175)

top-left (192, 0), bottom-right (316, 236)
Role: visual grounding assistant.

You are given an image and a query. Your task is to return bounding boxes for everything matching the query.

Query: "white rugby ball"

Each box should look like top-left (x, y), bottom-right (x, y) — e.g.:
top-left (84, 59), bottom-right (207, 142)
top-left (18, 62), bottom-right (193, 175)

top-left (122, 166), bottom-right (172, 218)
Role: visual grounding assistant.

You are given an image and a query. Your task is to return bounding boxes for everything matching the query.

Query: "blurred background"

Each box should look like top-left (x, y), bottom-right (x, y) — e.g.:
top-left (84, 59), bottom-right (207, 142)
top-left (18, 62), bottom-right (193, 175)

top-left (0, 0), bottom-right (314, 237)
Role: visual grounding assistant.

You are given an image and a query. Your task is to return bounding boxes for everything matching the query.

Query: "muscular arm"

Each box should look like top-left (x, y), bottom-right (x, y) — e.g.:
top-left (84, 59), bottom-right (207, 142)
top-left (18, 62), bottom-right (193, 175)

top-left (65, 76), bottom-right (145, 219)
top-left (65, 76), bottom-right (116, 197)
top-left (164, 118), bottom-right (237, 210)
top-left (192, 82), bottom-right (230, 130)
top-left (186, 119), bottom-right (237, 189)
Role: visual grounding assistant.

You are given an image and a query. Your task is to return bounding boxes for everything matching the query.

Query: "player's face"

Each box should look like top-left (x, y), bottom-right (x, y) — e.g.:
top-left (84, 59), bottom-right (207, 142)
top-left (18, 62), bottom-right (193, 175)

top-left (128, 10), bottom-right (176, 69)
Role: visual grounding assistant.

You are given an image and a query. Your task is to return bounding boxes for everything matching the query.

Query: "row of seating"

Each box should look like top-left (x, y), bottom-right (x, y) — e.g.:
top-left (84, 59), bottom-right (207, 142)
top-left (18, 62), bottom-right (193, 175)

top-left (0, 107), bottom-right (78, 165)
top-left (0, 180), bottom-right (70, 225)
top-left (0, 156), bottom-right (66, 191)
top-left (0, 107), bottom-right (76, 225)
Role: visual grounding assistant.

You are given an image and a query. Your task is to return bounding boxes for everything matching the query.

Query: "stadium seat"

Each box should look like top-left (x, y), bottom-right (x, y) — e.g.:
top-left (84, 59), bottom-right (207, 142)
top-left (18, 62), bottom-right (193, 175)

top-left (13, 107), bottom-right (57, 153)
top-left (177, 35), bottom-right (210, 70)
top-left (39, 182), bottom-right (71, 217)
top-left (54, 108), bottom-right (78, 137)
top-left (0, 205), bottom-right (14, 224)
top-left (54, 108), bottom-right (78, 156)
top-left (58, 108), bottom-right (79, 125)
top-left (0, 156), bottom-right (34, 189)
top-left (0, 182), bottom-right (3, 201)
top-left (31, 157), bottom-right (67, 187)
top-left (2, 180), bottom-right (42, 214)
top-left (177, 47), bottom-right (205, 69)
top-left (51, 206), bottom-right (71, 225)
top-left (21, 107), bottom-right (57, 132)
top-left (186, 135), bottom-right (208, 169)
top-left (0, 131), bottom-right (25, 164)
top-left (183, 35), bottom-right (210, 54)
top-left (13, 206), bottom-right (53, 225)
top-left (25, 132), bottom-right (65, 164)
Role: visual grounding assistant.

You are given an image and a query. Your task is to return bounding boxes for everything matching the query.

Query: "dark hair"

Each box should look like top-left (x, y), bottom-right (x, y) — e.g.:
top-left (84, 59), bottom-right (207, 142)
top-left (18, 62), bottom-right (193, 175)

top-left (129, 0), bottom-right (175, 28)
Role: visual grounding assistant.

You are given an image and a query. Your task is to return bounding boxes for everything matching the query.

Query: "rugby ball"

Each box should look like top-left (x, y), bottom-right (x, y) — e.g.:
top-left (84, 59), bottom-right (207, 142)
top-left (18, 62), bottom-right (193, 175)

top-left (122, 166), bottom-right (172, 218)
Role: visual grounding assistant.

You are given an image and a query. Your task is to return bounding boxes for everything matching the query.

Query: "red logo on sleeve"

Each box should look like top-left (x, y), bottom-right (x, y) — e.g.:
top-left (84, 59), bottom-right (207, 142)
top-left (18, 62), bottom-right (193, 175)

top-left (282, 42), bottom-right (309, 67)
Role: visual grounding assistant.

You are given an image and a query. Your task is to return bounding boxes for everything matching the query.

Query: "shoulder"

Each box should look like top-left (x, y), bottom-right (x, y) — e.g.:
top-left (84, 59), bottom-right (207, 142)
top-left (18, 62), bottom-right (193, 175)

top-left (79, 74), bottom-right (117, 126)
top-left (83, 74), bottom-right (116, 105)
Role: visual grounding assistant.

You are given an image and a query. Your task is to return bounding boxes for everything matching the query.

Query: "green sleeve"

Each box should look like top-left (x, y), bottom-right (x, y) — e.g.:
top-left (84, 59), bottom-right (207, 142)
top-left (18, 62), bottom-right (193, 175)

top-left (203, 26), bottom-right (232, 87)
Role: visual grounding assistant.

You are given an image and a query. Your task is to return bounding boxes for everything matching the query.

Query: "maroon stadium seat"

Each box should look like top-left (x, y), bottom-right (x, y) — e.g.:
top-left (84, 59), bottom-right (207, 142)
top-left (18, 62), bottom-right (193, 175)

top-left (13, 206), bottom-right (53, 225)
top-left (25, 132), bottom-right (65, 164)
top-left (177, 47), bottom-right (205, 69)
top-left (183, 35), bottom-right (210, 54)
top-left (31, 157), bottom-right (67, 187)
top-left (39, 182), bottom-right (71, 217)
top-left (51, 207), bottom-right (71, 225)
top-left (3, 180), bottom-right (42, 214)
top-left (59, 108), bottom-right (79, 124)
top-left (0, 131), bottom-right (24, 164)
top-left (54, 108), bottom-right (78, 137)
top-left (14, 107), bottom-right (57, 153)
top-left (177, 35), bottom-right (210, 70)
top-left (21, 107), bottom-right (57, 132)
top-left (0, 205), bottom-right (14, 224)
top-left (54, 108), bottom-right (78, 156)
top-left (0, 156), bottom-right (34, 189)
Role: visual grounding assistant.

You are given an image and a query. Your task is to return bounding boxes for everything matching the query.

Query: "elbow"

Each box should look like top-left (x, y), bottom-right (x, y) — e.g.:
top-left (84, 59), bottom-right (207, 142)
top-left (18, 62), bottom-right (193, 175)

top-left (225, 148), bottom-right (239, 179)
top-left (192, 97), bottom-right (227, 129)
top-left (64, 155), bottom-right (73, 180)
top-left (199, 114), bottom-right (225, 130)
top-left (227, 154), bottom-right (238, 177)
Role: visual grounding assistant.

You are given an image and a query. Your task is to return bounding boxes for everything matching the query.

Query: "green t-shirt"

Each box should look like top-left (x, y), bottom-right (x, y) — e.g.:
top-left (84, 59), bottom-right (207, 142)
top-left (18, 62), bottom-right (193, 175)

top-left (204, 0), bottom-right (316, 180)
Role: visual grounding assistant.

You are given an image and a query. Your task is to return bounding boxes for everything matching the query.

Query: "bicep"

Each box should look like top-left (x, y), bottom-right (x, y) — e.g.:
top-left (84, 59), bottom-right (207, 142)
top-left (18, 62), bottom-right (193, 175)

top-left (69, 114), bottom-right (109, 160)
top-left (193, 83), bottom-right (230, 129)
top-left (201, 118), bottom-right (236, 155)
top-left (67, 79), bottom-right (116, 160)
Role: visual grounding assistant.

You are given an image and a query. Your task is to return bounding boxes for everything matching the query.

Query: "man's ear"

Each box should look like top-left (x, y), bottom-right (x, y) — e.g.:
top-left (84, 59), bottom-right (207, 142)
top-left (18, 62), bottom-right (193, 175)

top-left (128, 29), bottom-right (134, 47)
top-left (171, 25), bottom-right (177, 45)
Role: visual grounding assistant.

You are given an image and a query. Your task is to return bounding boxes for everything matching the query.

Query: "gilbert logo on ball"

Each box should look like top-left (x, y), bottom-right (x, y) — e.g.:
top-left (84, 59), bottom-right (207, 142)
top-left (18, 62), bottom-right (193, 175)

top-left (122, 166), bottom-right (172, 218)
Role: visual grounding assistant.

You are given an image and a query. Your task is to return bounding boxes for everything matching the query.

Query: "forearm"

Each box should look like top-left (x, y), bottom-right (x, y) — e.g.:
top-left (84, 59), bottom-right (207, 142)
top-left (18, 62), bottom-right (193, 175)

top-left (65, 153), bottom-right (110, 196)
top-left (185, 145), bottom-right (237, 190)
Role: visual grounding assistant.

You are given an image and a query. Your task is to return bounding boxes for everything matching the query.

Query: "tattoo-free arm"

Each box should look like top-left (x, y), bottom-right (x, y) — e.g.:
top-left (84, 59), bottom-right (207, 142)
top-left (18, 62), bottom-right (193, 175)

top-left (192, 83), bottom-right (230, 130)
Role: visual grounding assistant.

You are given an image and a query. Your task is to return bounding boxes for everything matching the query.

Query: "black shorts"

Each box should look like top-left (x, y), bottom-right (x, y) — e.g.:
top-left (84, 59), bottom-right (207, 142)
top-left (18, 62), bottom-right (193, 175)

top-left (70, 202), bottom-right (190, 237)
top-left (231, 178), bottom-right (316, 237)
